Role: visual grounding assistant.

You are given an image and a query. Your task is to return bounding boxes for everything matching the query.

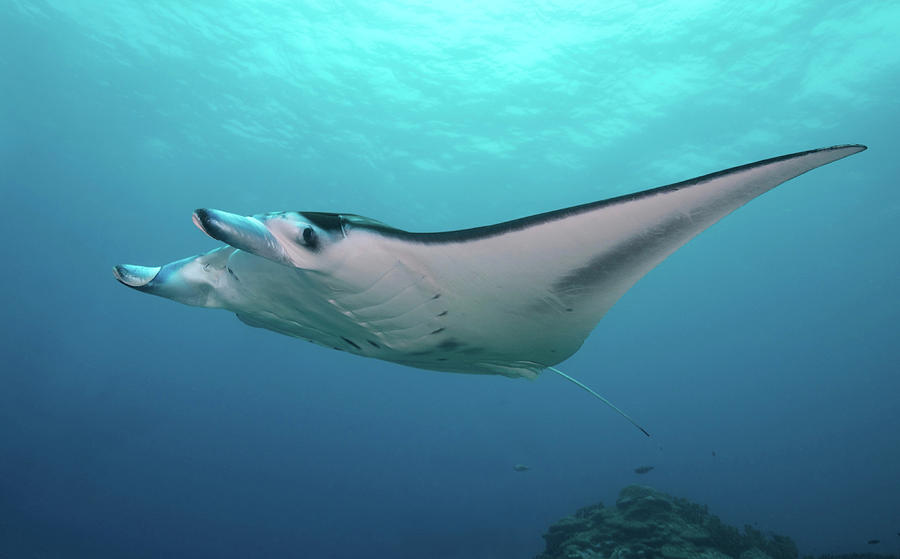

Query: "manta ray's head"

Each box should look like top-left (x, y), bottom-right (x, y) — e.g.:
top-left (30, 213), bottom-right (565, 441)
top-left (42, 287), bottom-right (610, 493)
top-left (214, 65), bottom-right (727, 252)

top-left (192, 208), bottom-right (343, 269)
top-left (113, 209), bottom-right (346, 308)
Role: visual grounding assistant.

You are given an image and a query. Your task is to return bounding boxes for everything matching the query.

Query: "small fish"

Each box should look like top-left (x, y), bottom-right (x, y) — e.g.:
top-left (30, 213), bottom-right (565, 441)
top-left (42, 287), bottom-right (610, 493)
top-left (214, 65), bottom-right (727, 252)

top-left (867, 540), bottom-right (880, 545)
top-left (513, 464), bottom-right (530, 472)
top-left (634, 465), bottom-right (654, 474)
top-left (711, 451), bottom-right (716, 457)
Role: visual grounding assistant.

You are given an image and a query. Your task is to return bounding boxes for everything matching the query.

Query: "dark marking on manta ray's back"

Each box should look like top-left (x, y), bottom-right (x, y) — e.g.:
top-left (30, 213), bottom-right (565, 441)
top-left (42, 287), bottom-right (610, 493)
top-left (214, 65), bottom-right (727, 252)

top-left (437, 339), bottom-right (461, 351)
top-left (554, 212), bottom-right (691, 297)
top-left (113, 145), bottom-right (867, 436)
top-left (341, 337), bottom-right (361, 351)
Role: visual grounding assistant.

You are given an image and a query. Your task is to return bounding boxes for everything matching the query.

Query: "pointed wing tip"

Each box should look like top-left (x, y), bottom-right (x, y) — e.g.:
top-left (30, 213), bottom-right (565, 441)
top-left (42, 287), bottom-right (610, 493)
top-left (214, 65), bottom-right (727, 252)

top-left (826, 143), bottom-right (867, 155)
top-left (825, 144), bottom-right (868, 167)
top-left (839, 143), bottom-right (866, 151)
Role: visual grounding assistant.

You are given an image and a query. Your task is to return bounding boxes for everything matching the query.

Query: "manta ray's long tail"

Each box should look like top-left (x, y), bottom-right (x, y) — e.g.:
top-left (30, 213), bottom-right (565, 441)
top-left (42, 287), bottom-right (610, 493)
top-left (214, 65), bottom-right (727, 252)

top-left (547, 366), bottom-right (651, 437)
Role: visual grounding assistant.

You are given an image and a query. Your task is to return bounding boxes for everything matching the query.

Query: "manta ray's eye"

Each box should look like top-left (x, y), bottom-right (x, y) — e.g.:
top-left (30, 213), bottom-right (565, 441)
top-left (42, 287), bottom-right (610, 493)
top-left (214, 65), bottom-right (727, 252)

top-left (301, 226), bottom-right (316, 246)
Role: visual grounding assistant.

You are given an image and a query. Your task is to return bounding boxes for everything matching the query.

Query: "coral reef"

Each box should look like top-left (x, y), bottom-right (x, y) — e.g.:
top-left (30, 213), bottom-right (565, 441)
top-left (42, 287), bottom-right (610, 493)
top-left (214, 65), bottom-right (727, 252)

top-left (536, 485), bottom-right (799, 559)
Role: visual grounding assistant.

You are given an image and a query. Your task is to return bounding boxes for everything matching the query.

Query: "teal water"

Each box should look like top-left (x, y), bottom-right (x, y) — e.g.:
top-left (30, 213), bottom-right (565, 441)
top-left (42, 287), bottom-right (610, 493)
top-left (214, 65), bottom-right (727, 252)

top-left (2, 1), bottom-right (898, 558)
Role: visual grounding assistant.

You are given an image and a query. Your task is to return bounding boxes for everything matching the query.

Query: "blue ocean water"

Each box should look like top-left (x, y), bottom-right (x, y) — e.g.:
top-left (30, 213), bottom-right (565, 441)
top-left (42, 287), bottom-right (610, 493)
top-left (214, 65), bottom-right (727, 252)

top-left (1, 1), bottom-right (898, 557)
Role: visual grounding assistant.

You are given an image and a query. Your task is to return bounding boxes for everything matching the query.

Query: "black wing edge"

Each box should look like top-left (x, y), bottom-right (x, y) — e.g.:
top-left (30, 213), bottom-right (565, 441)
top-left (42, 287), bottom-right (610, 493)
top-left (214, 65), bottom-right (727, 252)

top-left (319, 144), bottom-right (868, 243)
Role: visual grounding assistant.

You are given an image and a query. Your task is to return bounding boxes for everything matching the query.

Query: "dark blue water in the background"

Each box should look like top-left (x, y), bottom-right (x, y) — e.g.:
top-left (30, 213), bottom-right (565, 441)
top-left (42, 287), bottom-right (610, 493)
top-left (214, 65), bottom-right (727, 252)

top-left (2, 2), bottom-right (898, 558)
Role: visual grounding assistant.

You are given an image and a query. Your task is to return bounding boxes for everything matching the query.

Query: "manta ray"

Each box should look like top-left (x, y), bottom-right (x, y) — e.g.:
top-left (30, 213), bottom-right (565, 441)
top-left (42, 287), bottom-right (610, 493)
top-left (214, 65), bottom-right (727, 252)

top-left (114, 145), bottom-right (865, 435)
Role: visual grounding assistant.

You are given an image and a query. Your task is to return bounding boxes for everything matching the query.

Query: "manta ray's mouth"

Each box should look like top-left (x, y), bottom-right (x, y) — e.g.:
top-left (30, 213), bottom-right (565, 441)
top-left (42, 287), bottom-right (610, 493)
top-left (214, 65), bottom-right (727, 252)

top-left (112, 264), bottom-right (161, 288)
